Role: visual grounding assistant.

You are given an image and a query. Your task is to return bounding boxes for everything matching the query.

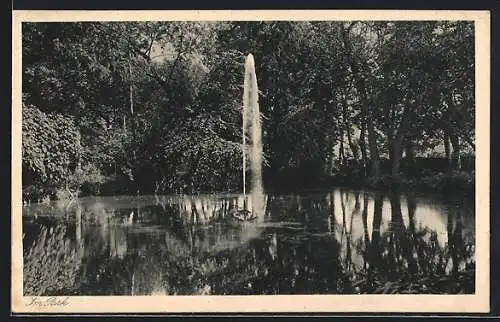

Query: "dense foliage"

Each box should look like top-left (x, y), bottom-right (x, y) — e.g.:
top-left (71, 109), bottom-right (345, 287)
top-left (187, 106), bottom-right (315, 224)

top-left (21, 21), bottom-right (475, 200)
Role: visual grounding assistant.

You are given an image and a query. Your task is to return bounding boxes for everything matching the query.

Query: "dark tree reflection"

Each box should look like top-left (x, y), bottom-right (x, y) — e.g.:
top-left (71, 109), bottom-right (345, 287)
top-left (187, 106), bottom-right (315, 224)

top-left (23, 191), bottom-right (475, 295)
top-left (351, 192), bottom-right (474, 294)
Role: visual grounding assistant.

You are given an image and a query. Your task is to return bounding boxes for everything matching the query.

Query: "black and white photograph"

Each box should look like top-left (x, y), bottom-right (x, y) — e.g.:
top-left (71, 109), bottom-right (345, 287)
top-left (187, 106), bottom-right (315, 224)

top-left (11, 10), bottom-right (490, 313)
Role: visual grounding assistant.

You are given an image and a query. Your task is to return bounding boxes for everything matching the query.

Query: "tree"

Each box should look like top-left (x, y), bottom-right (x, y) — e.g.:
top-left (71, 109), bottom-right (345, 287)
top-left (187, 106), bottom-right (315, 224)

top-left (22, 104), bottom-right (82, 197)
top-left (21, 20), bottom-right (475, 197)
top-left (340, 22), bottom-right (383, 177)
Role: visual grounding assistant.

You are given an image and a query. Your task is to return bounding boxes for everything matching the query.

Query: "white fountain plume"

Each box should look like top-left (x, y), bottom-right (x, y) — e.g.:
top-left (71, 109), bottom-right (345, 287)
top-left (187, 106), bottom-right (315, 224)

top-left (242, 54), bottom-right (265, 217)
top-left (242, 56), bottom-right (250, 197)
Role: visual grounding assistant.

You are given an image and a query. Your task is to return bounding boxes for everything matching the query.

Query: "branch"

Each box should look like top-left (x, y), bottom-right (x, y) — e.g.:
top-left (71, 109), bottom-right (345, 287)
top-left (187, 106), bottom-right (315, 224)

top-left (130, 45), bottom-right (151, 62)
top-left (165, 34), bottom-right (195, 86)
top-left (145, 68), bottom-right (170, 92)
top-left (145, 32), bottom-right (157, 58)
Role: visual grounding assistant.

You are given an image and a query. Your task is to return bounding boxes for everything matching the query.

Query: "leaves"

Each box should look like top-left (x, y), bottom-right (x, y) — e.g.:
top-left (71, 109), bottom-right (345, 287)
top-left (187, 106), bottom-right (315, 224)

top-left (22, 104), bottom-right (82, 187)
top-left (22, 21), bottom-right (475, 195)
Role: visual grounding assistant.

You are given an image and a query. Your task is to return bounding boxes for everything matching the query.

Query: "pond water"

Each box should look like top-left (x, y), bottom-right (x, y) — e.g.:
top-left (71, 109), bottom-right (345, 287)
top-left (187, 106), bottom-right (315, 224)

top-left (22, 189), bottom-right (475, 296)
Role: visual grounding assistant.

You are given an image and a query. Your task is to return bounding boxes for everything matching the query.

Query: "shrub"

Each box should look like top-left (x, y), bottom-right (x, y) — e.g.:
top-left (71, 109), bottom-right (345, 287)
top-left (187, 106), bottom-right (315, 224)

top-left (418, 171), bottom-right (474, 194)
top-left (365, 174), bottom-right (411, 191)
top-left (23, 225), bottom-right (80, 295)
top-left (22, 104), bottom-right (82, 199)
top-left (71, 163), bottom-right (108, 197)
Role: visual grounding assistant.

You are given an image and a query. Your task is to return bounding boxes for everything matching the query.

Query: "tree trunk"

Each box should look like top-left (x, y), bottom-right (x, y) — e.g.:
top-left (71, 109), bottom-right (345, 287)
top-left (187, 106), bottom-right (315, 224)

top-left (365, 113), bottom-right (380, 176)
top-left (390, 107), bottom-right (410, 176)
top-left (405, 140), bottom-right (415, 164)
top-left (129, 53), bottom-right (134, 116)
top-left (346, 129), bottom-right (357, 164)
top-left (450, 133), bottom-right (461, 170)
top-left (404, 140), bottom-right (415, 176)
top-left (445, 97), bottom-right (462, 170)
top-left (341, 92), bottom-right (359, 161)
top-left (391, 135), bottom-right (404, 176)
top-left (359, 121), bottom-right (368, 176)
top-left (325, 136), bottom-right (335, 175)
top-left (444, 130), bottom-right (452, 165)
top-left (338, 128), bottom-right (345, 167)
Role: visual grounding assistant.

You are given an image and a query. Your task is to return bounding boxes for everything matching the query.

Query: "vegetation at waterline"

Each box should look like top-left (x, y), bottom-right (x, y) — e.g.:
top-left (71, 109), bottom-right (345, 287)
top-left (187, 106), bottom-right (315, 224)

top-left (21, 21), bottom-right (475, 201)
top-left (23, 225), bottom-right (81, 295)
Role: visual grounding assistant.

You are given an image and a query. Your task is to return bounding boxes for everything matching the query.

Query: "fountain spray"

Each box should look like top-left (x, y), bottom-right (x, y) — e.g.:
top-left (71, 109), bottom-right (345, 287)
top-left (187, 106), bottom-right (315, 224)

top-left (242, 54), bottom-right (264, 215)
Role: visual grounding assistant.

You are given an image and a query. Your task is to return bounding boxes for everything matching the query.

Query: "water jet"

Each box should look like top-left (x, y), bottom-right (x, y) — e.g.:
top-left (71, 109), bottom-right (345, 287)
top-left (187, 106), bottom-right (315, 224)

top-left (241, 53), bottom-right (265, 219)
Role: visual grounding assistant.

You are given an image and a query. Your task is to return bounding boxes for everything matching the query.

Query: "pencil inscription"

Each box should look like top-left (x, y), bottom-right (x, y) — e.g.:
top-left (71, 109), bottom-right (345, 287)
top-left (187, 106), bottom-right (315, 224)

top-left (26, 297), bottom-right (70, 307)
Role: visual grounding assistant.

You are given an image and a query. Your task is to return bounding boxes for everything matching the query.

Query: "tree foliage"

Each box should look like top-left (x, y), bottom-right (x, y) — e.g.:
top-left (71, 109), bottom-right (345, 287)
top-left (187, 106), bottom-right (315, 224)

top-left (21, 20), bottom-right (475, 199)
top-left (22, 104), bottom-right (81, 187)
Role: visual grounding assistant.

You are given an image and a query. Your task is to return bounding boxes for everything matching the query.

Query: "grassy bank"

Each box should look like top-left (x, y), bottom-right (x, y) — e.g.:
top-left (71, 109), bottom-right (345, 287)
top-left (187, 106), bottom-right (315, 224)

top-left (328, 170), bottom-right (474, 197)
top-left (23, 169), bottom-right (474, 204)
top-left (365, 170), bottom-right (474, 196)
top-left (262, 169), bottom-right (474, 198)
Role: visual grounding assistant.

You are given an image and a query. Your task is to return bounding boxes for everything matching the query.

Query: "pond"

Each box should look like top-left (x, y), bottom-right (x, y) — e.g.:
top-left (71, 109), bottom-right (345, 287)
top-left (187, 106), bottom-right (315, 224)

top-left (22, 188), bottom-right (475, 296)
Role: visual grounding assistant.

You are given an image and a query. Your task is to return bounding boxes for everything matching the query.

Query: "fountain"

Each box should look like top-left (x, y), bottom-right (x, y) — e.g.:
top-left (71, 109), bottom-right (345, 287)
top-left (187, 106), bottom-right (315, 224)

top-left (238, 53), bottom-right (265, 221)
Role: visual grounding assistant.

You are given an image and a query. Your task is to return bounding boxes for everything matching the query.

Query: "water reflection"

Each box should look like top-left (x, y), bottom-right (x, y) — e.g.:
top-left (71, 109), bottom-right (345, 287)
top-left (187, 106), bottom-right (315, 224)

top-left (23, 189), bottom-right (475, 296)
